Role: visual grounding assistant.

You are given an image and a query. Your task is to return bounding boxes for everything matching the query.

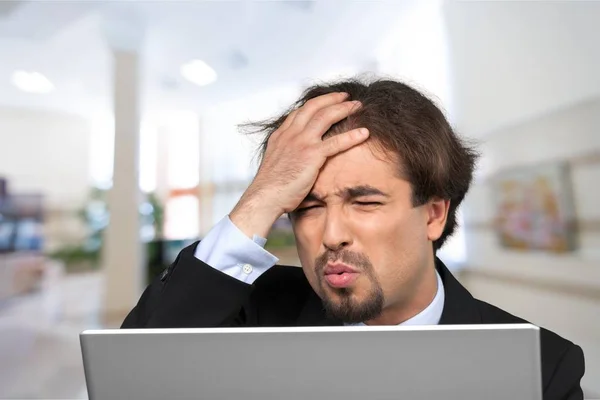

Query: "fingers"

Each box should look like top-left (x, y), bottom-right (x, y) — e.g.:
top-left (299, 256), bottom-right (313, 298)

top-left (271, 91), bottom-right (348, 142)
top-left (277, 109), bottom-right (298, 133)
top-left (271, 92), bottom-right (365, 151)
top-left (269, 109), bottom-right (298, 144)
top-left (290, 92), bottom-right (349, 129)
top-left (321, 128), bottom-right (370, 157)
top-left (303, 100), bottom-right (362, 137)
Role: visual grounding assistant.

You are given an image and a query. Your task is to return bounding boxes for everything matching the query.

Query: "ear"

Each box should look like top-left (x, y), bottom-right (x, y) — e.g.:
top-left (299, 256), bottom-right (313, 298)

top-left (426, 198), bottom-right (450, 242)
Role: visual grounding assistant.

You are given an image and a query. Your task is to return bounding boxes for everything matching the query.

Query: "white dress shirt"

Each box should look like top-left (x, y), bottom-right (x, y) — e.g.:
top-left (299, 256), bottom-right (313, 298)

top-left (194, 216), bottom-right (279, 284)
top-left (194, 216), bottom-right (445, 325)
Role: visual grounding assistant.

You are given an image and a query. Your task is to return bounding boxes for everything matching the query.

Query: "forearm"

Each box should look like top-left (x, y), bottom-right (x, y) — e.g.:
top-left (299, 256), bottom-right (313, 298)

top-left (229, 188), bottom-right (283, 240)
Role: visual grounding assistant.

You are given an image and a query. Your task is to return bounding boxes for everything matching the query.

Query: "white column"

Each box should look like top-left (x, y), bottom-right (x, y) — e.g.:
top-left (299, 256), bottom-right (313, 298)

top-left (198, 116), bottom-right (214, 236)
top-left (102, 19), bottom-right (145, 319)
top-left (154, 123), bottom-right (171, 213)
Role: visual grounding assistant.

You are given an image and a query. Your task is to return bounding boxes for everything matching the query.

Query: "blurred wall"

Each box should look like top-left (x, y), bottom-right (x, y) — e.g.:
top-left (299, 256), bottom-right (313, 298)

top-left (0, 107), bottom-right (91, 206)
top-left (445, 1), bottom-right (600, 135)
top-left (445, 1), bottom-right (600, 394)
top-left (461, 99), bottom-right (600, 394)
top-left (0, 107), bottom-right (92, 250)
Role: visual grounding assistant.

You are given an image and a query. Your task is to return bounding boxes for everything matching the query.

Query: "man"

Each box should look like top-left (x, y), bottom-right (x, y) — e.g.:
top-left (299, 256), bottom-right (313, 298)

top-left (122, 79), bottom-right (585, 399)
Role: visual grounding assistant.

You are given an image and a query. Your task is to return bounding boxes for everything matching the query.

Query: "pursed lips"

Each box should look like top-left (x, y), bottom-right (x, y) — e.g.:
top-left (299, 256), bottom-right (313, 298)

top-left (324, 262), bottom-right (358, 275)
top-left (323, 262), bottom-right (360, 288)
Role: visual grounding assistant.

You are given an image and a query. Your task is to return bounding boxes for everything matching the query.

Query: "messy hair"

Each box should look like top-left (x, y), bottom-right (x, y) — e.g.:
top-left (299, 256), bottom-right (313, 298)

top-left (243, 78), bottom-right (479, 251)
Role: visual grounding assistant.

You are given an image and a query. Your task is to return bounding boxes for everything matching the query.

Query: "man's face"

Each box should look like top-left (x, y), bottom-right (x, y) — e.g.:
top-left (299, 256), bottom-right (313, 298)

top-left (290, 142), bottom-right (443, 324)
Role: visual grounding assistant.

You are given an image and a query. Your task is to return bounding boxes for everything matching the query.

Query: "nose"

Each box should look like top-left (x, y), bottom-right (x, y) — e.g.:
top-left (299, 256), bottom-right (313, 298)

top-left (322, 208), bottom-right (353, 252)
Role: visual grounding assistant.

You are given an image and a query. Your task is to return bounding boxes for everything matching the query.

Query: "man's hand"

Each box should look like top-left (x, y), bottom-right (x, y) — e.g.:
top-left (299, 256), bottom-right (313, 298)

top-left (230, 92), bottom-right (369, 239)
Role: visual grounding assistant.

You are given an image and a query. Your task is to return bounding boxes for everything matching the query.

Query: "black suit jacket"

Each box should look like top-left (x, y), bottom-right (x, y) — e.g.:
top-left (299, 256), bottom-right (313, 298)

top-left (122, 242), bottom-right (585, 400)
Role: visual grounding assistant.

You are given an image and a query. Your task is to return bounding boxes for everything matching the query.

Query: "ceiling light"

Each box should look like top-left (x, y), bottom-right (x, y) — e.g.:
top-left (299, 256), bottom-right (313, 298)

top-left (11, 70), bottom-right (55, 94)
top-left (180, 60), bottom-right (217, 86)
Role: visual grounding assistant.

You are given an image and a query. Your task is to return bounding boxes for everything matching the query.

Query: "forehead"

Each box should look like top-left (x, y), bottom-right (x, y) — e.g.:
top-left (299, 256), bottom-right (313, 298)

top-left (312, 142), bottom-right (403, 195)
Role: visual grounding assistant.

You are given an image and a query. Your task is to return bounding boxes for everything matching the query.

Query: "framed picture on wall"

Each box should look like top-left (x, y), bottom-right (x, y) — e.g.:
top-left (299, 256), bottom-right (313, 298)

top-left (492, 162), bottom-right (577, 253)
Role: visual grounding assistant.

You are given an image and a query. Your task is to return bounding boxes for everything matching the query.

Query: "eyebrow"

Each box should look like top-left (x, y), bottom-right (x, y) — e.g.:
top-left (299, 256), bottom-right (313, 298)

top-left (344, 185), bottom-right (390, 199)
top-left (302, 185), bottom-right (390, 203)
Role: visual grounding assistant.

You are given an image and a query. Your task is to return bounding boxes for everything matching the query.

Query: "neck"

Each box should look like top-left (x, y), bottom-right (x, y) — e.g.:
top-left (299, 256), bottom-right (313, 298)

top-left (364, 257), bottom-right (438, 326)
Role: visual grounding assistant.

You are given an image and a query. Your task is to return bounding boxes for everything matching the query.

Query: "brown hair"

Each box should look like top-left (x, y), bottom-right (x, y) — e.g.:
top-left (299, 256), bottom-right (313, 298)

top-left (244, 78), bottom-right (479, 251)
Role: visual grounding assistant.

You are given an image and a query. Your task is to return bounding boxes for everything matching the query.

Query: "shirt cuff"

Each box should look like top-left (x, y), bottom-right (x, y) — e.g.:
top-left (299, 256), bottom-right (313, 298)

top-left (193, 215), bottom-right (279, 284)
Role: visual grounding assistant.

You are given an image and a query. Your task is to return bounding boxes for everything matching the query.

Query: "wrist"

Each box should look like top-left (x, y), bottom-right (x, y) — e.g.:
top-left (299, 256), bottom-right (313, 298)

top-left (230, 192), bottom-right (283, 239)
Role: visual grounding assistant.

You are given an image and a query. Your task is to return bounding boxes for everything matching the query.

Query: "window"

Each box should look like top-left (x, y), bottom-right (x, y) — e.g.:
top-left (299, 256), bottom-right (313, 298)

top-left (161, 111), bottom-right (201, 240)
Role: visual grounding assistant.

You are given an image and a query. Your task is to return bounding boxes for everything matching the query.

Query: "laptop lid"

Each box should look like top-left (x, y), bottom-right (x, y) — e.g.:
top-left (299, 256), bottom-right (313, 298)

top-left (81, 324), bottom-right (542, 400)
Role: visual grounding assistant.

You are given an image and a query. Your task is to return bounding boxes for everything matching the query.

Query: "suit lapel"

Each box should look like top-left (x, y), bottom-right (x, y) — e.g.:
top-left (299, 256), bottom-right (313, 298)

top-left (436, 258), bottom-right (482, 325)
top-left (295, 257), bottom-right (481, 326)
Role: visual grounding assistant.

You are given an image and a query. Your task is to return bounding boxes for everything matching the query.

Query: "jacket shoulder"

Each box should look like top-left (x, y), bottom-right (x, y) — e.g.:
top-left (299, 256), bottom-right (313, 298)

top-left (474, 298), bottom-right (584, 395)
top-left (475, 299), bottom-right (575, 348)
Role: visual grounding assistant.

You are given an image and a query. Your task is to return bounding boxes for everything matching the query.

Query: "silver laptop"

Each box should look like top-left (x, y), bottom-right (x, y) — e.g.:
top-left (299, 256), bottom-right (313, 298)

top-left (80, 324), bottom-right (542, 400)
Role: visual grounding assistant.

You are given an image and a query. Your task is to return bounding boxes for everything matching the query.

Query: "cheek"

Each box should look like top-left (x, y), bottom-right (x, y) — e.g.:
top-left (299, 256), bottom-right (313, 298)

top-left (292, 223), bottom-right (319, 258)
top-left (357, 209), bottom-right (420, 250)
top-left (357, 210), bottom-right (427, 282)
top-left (292, 225), bottom-right (320, 282)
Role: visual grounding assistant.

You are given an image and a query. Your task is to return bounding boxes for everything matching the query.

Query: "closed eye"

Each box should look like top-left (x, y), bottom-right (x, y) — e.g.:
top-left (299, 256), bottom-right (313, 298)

top-left (295, 205), bottom-right (322, 213)
top-left (295, 202), bottom-right (381, 213)
top-left (355, 202), bottom-right (382, 206)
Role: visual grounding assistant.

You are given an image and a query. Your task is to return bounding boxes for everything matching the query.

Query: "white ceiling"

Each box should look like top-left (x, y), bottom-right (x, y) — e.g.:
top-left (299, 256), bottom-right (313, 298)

top-left (4, 0), bottom-right (597, 137)
top-left (0, 0), bottom-right (416, 117)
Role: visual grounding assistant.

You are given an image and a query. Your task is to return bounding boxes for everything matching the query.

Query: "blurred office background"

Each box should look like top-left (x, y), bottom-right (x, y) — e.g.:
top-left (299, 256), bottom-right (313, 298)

top-left (0, 0), bottom-right (598, 398)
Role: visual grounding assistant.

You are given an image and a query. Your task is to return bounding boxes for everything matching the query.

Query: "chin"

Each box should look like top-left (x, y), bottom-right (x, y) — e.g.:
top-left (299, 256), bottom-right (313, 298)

top-left (321, 287), bottom-right (350, 301)
top-left (321, 287), bottom-right (385, 324)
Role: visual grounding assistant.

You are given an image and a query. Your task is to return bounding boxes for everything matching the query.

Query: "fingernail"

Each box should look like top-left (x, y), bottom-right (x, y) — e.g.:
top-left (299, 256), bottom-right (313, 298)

top-left (358, 128), bottom-right (369, 136)
top-left (339, 92), bottom-right (349, 97)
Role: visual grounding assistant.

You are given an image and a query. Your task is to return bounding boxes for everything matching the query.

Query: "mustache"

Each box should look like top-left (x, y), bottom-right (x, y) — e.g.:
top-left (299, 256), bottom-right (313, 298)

top-left (315, 249), bottom-right (373, 274)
